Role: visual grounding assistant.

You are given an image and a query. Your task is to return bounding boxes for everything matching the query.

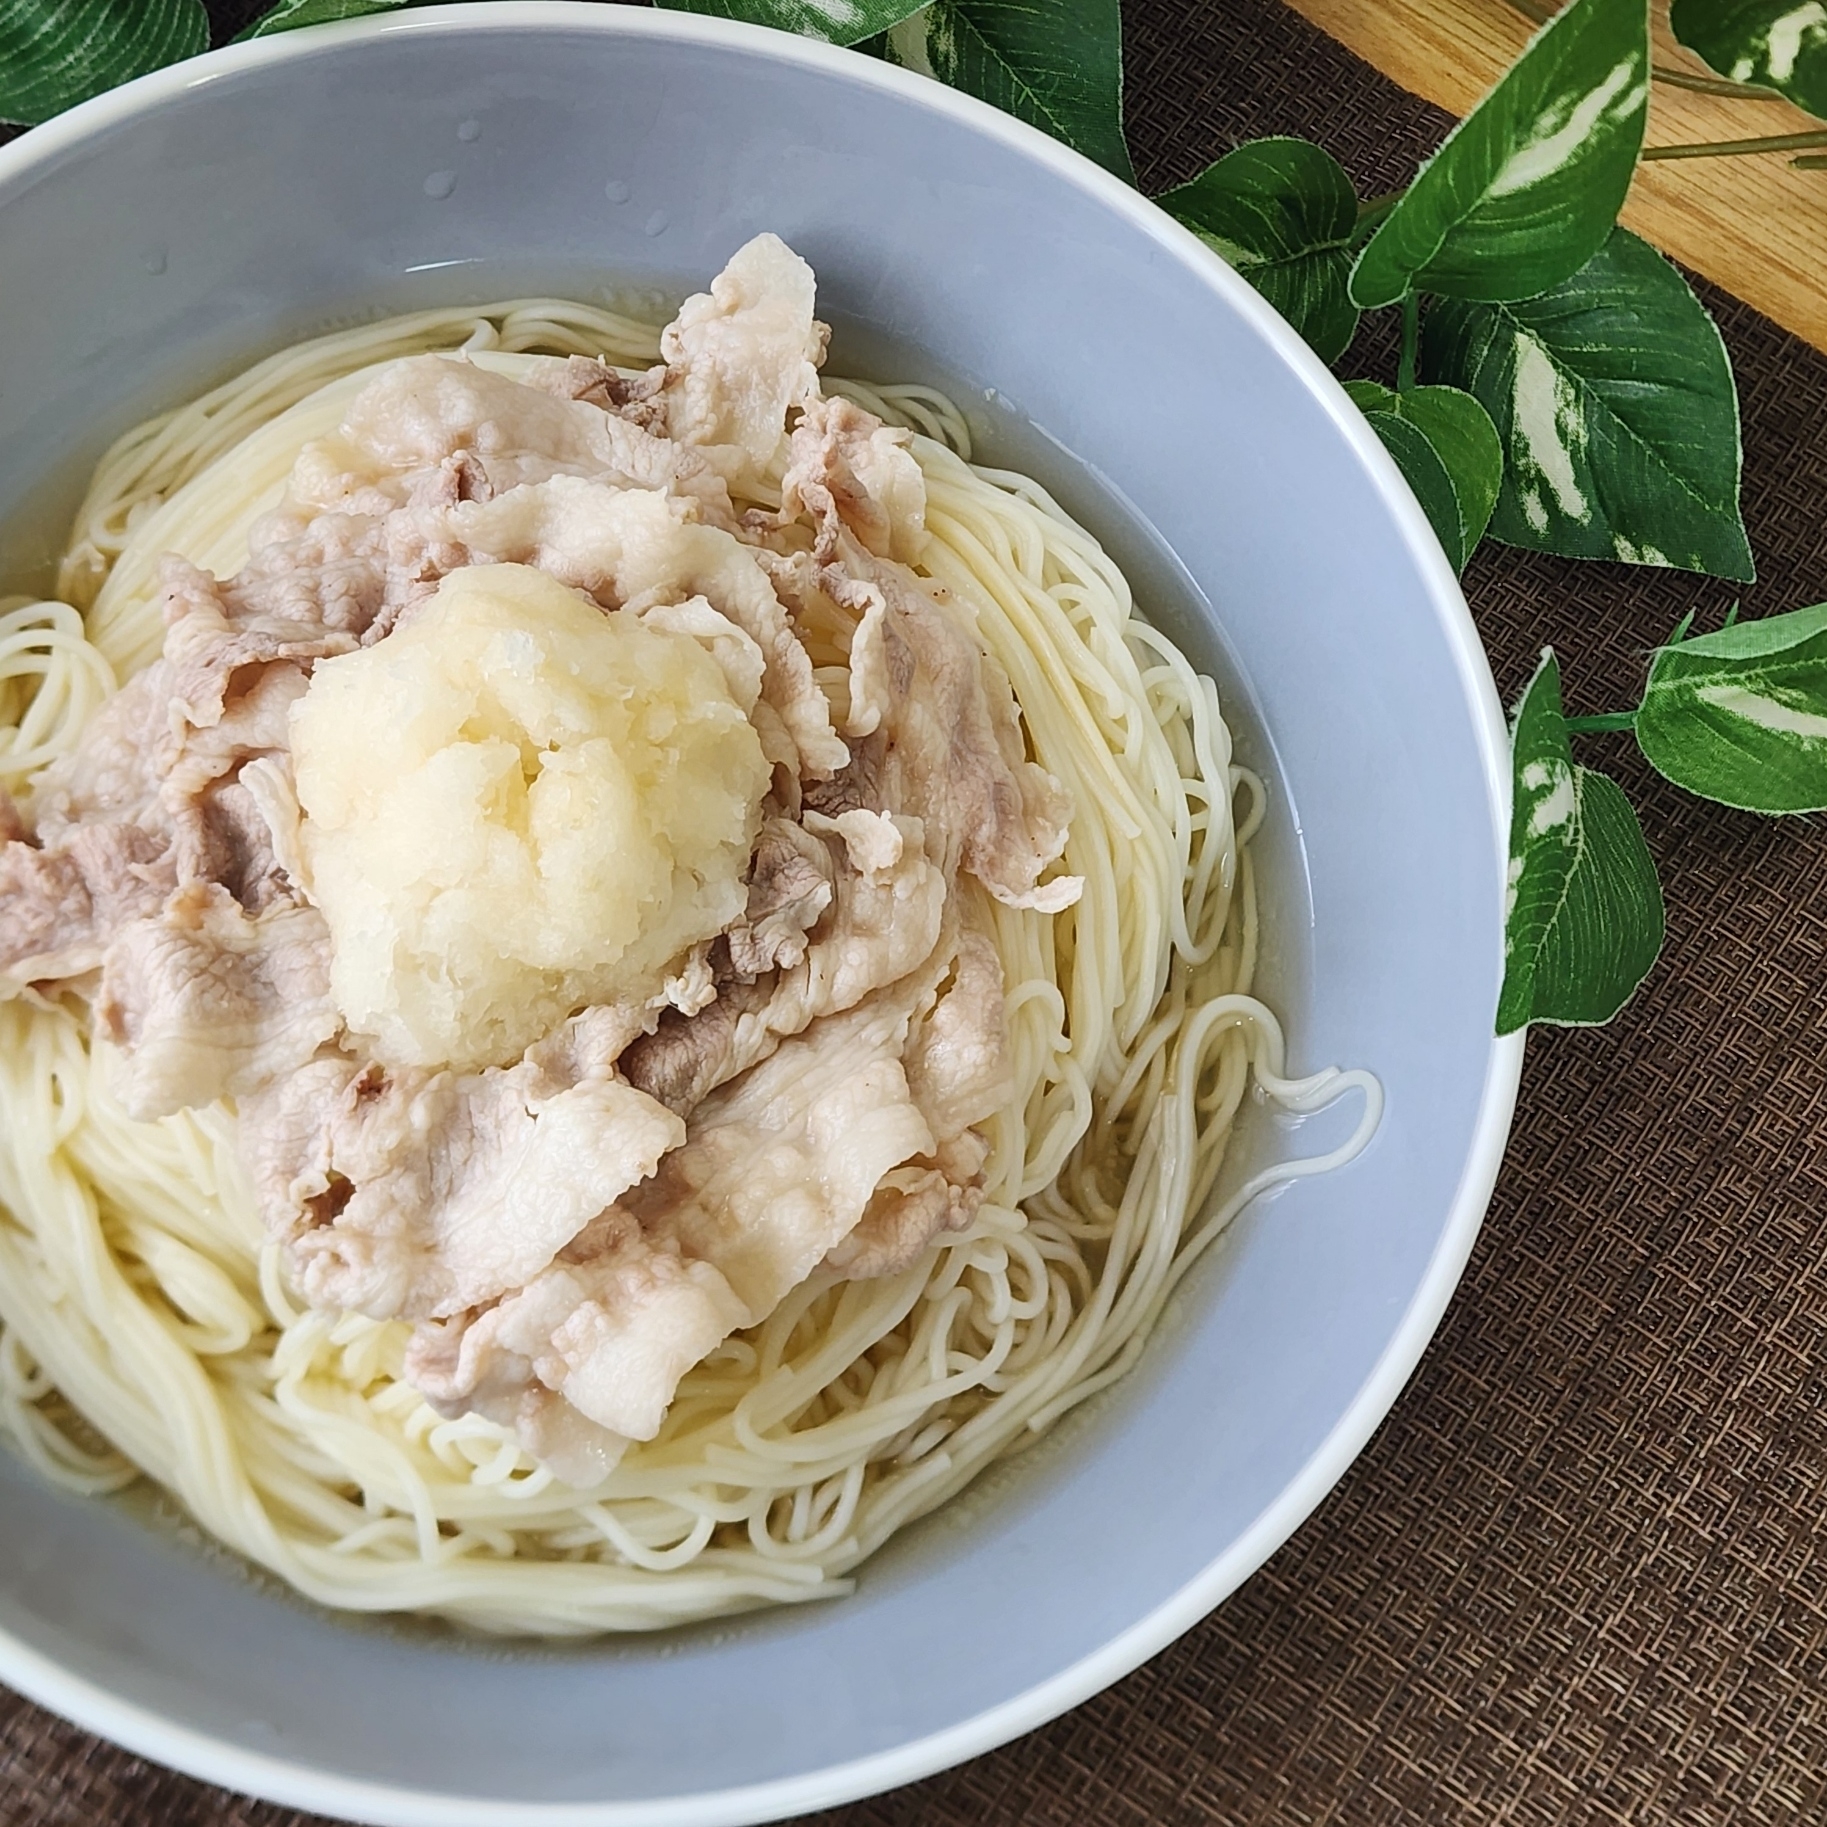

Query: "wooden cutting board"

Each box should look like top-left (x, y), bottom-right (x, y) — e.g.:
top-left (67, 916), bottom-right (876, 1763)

top-left (1282, 0), bottom-right (1827, 350)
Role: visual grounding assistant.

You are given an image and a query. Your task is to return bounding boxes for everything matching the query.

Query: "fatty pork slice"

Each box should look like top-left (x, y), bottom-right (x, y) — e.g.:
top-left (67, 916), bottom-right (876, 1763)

top-left (95, 892), bottom-right (341, 1120)
top-left (2, 561), bottom-right (340, 994)
top-left (154, 558), bottom-right (360, 896)
top-left (621, 808), bottom-right (946, 1116)
top-left (659, 233), bottom-right (828, 487)
top-left (724, 815), bottom-right (834, 978)
top-left (27, 662), bottom-right (172, 840)
top-left (539, 353), bottom-right (669, 434)
top-left (778, 392), bottom-right (928, 566)
top-left (826, 926), bottom-right (1012, 1279)
top-left (240, 1004), bottom-right (679, 1321)
top-left (406, 983), bottom-right (936, 1462)
top-left (817, 546), bottom-right (1079, 914)
top-left (404, 1212), bottom-right (743, 1480)
top-left (317, 355), bottom-right (739, 531)
top-left (424, 475), bottom-right (848, 781)
top-left (218, 508), bottom-right (392, 645)
top-left (4, 661), bottom-right (178, 993)
top-left (0, 816), bottom-right (175, 987)
top-left (159, 555), bottom-right (359, 758)
top-left (36, 554), bottom-right (353, 841)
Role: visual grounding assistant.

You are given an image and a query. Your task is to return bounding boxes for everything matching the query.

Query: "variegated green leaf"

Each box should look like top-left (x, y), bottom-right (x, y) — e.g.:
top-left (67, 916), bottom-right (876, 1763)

top-left (886, 0), bottom-right (1133, 182)
top-left (1670, 0), bottom-right (1827, 116)
top-left (659, 0), bottom-right (927, 50)
top-left (1498, 651), bottom-right (1664, 1034)
top-left (1159, 138), bottom-right (1360, 363)
top-left (242, 0), bottom-right (410, 35)
top-left (0, 0), bottom-right (208, 125)
top-left (1350, 0), bottom-right (1649, 309)
top-left (1636, 601), bottom-right (1827, 811)
top-left (1345, 380), bottom-right (1504, 571)
top-left (1422, 228), bottom-right (1753, 582)
top-left (1356, 407), bottom-right (1467, 571)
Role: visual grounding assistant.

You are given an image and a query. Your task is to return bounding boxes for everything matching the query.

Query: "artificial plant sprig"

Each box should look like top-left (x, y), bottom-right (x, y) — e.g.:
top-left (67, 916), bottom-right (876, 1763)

top-left (0, 0), bottom-right (206, 125)
top-left (1671, 0), bottom-right (1827, 117)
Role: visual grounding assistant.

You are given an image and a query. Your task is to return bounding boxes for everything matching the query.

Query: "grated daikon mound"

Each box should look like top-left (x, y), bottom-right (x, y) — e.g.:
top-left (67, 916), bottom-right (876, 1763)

top-left (290, 563), bottom-right (769, 1070)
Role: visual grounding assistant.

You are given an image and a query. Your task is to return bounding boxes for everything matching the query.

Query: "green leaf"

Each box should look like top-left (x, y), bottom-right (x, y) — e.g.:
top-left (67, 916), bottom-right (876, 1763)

top-left (1636, 600), bottom-right (1827, 811)
top-left (241, 0), bottom-right (412, 32)
top-left (1498, 651), bottom-right (1664, 1034)
top-left (659, 0), bottom-right (927, 50)
top-left (254, 0), bottom-right (918, 36)
top-left (1345, 380), bottom-right (1504, 570)
top-left (1357, 410), bottom-right (1468, 571)
top-left (1422, 228), bottom-right (1753, 582)
top-left (0, 0), bottom-right (208, 125)
top-left (1350, 0), bottom-right (1649, 309)
top-left (1158, 139), bottom-right (1360, 363)
top-left (1670, 0), bottom-right (1827, 117)
top-left (1391, 388), bottom-right (1506, 551)
top-left (885, 0), bottom-right (1133, 182)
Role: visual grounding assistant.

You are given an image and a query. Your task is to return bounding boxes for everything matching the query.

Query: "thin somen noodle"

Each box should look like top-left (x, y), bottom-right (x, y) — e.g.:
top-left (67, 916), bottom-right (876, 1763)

top-left (0, 283), bottom-right (1378, 1634)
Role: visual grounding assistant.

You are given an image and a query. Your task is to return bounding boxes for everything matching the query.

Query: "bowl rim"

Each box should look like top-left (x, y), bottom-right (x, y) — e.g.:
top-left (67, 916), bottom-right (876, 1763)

top-left (0, 6), bottom-right (1527, 1822)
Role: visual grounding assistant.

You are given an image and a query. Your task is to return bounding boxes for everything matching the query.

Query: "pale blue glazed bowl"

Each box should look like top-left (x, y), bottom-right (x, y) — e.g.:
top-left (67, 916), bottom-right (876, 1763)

top-left (0, 9), bottom-right (1522, 1823)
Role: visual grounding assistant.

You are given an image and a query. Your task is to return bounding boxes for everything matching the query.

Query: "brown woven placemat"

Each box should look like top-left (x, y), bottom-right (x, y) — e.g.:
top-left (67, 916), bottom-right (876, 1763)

top-left (8, 1), bottom-right (1827, 1822)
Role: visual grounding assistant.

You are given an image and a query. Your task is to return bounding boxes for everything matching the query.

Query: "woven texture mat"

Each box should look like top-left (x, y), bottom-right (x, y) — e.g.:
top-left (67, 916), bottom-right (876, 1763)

top-left (7, 1), bottom-right (1827, 1821)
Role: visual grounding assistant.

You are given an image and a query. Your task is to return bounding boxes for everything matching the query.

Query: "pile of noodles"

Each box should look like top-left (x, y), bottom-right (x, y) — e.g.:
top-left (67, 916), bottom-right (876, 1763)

top-left (0, 298), bottom-right (1379, 1633)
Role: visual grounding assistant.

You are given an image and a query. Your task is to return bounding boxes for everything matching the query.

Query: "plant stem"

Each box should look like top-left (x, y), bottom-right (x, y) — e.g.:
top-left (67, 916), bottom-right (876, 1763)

top-left (1651, 65), bottom-right (1782, 99)
top-left (1564, 711), bottom-right (1640, 734)
top-left (1398, 293), bottom-right (1420, 392)
top-left (1495, 0), bottom-right (1779, 99)
top-left (1644, 128), bottom-right (1827, 160)
top-left (1354, 191), bottom-right (1399, 239)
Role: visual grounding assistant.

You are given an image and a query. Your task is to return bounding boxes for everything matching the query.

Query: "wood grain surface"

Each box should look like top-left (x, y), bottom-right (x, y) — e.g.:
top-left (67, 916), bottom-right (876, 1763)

top-left (1282, 0), bottom-right (1827, 350)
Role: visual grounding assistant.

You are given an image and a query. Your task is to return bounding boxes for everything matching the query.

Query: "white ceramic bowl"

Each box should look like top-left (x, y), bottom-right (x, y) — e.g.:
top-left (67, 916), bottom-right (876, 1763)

top-left (0, 8), bottom-right (1522, 1822)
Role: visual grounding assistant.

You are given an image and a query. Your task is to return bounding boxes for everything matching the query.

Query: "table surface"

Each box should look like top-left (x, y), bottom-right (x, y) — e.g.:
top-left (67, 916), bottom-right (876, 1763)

top-left (6, 1), bottom-right (1827, 1822)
